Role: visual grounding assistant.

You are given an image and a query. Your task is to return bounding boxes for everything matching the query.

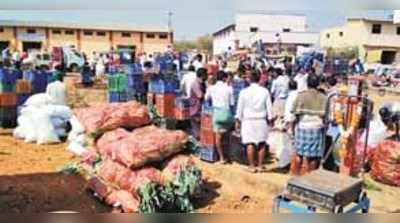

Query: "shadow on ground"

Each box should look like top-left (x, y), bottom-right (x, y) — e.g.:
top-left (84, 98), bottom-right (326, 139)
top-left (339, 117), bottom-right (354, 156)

top-left (0, 172), bottom-right (110, 213)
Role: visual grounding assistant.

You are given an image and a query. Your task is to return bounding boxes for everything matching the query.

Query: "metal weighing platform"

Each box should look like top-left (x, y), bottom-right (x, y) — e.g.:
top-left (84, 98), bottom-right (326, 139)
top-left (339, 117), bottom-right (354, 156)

top-left (273, 169), bottom-right (370, 213)
top-left (273, 94), bottom-right (373, 213)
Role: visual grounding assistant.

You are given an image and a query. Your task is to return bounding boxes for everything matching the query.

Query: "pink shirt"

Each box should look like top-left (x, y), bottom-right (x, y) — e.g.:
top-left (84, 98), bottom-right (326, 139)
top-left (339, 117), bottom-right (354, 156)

top-left (189, 78), bottom-right (203, 116)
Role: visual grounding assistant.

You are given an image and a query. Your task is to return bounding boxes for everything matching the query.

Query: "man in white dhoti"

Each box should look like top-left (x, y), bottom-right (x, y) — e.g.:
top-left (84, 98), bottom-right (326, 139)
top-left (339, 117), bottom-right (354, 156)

top-left (235, 70), bottom-right (273, 173)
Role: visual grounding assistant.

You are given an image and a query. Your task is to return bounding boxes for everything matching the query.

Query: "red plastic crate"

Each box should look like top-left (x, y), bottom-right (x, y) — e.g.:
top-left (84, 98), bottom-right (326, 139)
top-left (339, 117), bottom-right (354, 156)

top-left (175, 108), bottom-right (190, 120)
top-left (156, 94), bottom-right (176, 118)
top-left (0, 93), bottom-right (17, 106)
top-left (200, 129), bottom-right (216, 146)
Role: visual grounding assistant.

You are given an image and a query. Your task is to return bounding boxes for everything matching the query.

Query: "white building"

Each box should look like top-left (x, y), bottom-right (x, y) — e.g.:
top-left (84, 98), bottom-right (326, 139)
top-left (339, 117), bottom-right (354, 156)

top-left (212, 13), bottom-right (319, 56)
top-left (395, 10), bottom-right (400, 24)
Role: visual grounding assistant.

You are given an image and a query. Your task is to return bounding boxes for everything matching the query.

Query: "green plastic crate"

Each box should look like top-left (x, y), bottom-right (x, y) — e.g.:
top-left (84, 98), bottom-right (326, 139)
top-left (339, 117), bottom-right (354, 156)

top-left (0, 83), bottom-right (16, 93)
top-left (117, 73), bottom-right (128, 93)
top-left (107, 75), bottom-right (119, 92)
top-left (0, 106), bottom-right (17, 128)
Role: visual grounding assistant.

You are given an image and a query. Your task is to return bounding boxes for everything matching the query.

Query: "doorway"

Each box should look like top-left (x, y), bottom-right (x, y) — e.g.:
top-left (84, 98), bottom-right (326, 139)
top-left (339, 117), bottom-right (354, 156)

top-left (22, 41), bottom-right (42, 52)
top-left (381, 51), bottom-right (396, 65)
top-left (0, 41), bottom-right (9, 52)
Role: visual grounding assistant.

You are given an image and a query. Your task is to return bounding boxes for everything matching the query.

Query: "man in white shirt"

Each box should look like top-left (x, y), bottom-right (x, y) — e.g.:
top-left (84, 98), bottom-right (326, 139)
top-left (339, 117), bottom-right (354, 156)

top-left (236, 70), bottom-right (273, 173)
top-left (192, 54), bottom-right (204, 72)
top-left (180, 65), bottom-right (197, 98)
top-left (294, 70), bottom-right (308, 92)
top-left (205, 71), bottom-right (235, 164)
top-left (271, 68), bottom-right (290, 120)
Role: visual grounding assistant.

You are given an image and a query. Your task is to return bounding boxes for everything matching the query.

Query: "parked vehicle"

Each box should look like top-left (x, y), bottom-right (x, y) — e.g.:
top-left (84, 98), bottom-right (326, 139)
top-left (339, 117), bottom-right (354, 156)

top-left (52, 46), bottom-right (85, 72)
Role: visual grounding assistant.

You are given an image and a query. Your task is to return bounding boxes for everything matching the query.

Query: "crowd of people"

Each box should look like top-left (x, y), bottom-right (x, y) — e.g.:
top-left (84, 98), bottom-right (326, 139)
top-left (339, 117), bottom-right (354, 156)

top-left (180, 53), bottom-right (355, 174)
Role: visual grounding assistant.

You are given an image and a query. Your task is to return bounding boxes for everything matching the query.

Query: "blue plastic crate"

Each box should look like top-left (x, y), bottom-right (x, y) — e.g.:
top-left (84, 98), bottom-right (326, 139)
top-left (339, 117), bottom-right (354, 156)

top-left (0, 68), bottom-right (17, 84)
top-left (81, 72), bottom-right (93, 84)
top-left (200, 146), bottom-right (219, 163)
top-left (122, 64), bottom-right (143, 76)
top-left (23, 70), bottom-right (35, 82)
top-left (128, 74), bottom-right (143, 87)
top-left (118, 92), bottom-right (128, 102)
top-left (108, 92), bottom-right (120, 103)
top-left (202, 101), bottom-right (213, 115)
top-left (148, 78), bottom-right (177, 94)
top-left (17, 93), bottom-right (31, 106)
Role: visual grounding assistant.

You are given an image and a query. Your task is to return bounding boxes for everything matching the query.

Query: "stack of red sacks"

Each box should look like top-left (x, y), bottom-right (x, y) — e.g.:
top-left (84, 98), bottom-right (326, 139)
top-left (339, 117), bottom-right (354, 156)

top-left (74, 101), bottom-right (151, 137)
top-left (81, 126), bottom-right (193, 212)
top-left (371, 140), bottom-right (400, 187)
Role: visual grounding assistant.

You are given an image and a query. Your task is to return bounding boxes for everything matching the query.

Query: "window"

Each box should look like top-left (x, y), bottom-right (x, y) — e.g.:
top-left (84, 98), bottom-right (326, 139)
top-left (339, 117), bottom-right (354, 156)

top-left (122, 32), bottom-right (131, 38)
top-left (65, 30), bottom-right (74, 35)
top-left (84, 31), bottom-right (93, 36)
top-left (27, 28), bottom-right (36, 34)
top-left (97, 31), bottom-right (106, 36)
top-left (397, 27), bottom-right (400, 35)
top-left (282, 28), bottom-right (291, 32)
top-left (159, 33), bottom-right (168, 39)
top-left (326, 33), bottom-right (330, 39)
top-left (339, 31), bottom-right (344, 37)
top-left (146, 33), bottom-right (155, 39)
top-left (250, 27), bottom-right (259, 33)
top-left (0, 27), bottom-right (3, 32)
top-left (372, 24), bottom-right (381, 34)
top-left (52, 29), bottom-right (61, 35)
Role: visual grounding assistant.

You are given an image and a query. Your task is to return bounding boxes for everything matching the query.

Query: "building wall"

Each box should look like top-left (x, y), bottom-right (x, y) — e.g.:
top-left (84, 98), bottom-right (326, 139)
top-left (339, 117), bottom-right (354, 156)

top-left (15, 27), bottom-right (47, 51)
top-left (394, 10), bottom-right (400, 24)
top-left (235, 14), bottom-right (307, 32)
top-left (320, 19), bottom-right (400, 63)
top-left (142, 32), bottom-right (171, 55)
top-left (48, 28), bottom-right (78, 50)
top-left (80, 30), bottom-right (112, 55)
top-left (112, 31), bottom-right (142, 51)
top-left (0, 25), bottom-right (172, 56)
top-left (213, 28), bottom-right (236, 55)
top-left (0, 27), bottom-right (15, 49)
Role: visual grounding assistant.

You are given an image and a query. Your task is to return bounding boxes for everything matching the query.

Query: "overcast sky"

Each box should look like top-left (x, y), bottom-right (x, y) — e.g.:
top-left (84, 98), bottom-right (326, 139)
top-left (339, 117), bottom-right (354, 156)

top-left (0, 0), bottom-right (396, 40)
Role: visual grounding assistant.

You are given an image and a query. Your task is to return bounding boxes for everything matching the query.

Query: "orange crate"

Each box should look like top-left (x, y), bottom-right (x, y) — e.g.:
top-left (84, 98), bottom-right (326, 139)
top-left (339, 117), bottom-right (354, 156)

top-left (200, 129), bottom-right (216, 146)
top-left (16, 80), bottom-right (32, 94)
top-left (156, 94), bottom-right (176, 118)
top-left (0, 93), bottom-right (17, 106)
top-left (175, 108), bottom-right (190, 120)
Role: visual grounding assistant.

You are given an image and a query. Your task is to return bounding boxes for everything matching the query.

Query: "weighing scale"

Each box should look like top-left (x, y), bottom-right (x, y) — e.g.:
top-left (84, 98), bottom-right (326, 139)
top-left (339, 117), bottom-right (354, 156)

top-left (273, 93), bottom-right (373, 213)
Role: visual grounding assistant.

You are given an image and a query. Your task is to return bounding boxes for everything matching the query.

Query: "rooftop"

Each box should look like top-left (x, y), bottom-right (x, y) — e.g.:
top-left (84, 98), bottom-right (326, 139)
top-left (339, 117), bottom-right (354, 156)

top-left (348, 17), bottom-right (394, 24)
top-left (0, 20), bottom-right (170, 33)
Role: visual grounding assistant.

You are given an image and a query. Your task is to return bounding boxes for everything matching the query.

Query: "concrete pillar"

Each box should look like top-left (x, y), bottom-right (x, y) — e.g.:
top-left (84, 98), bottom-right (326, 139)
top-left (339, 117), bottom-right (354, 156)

top-left (77, 29), bottom-right (81, 51)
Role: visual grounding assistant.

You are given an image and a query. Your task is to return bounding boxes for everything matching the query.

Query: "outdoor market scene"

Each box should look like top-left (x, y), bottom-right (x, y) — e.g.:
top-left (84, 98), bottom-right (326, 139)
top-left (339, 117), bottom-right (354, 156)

top-left (0, 6), bottom-right (400, 213)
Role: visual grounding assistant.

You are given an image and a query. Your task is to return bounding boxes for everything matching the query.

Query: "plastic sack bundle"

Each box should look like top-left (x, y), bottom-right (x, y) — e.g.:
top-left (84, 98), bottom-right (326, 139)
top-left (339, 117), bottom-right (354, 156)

top-left (96, 126), bottom-right (188, 169)
top-left (24, 93), bottom-right (54, 107)
top-left (75, 101), bottom-right (151, 136)
top-left (267, 130), bottom-right (294, 168)
top-left (371, 140), bottom-right (400, 187)
top-left (97, 159), bottom-right (163, 193)
top-left (162, 155), bottom-right (195, 182)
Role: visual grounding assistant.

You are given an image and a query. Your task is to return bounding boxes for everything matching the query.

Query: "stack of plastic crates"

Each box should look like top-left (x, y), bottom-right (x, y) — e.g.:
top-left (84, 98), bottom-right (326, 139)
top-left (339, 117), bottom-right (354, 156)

top-left (0, 68), bottom-right (18, 128)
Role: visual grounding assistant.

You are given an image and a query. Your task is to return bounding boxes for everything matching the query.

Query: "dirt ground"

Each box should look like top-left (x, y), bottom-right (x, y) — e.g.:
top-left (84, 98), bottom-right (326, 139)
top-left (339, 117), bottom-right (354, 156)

top-left (0, 84), bottom-right (399, 213)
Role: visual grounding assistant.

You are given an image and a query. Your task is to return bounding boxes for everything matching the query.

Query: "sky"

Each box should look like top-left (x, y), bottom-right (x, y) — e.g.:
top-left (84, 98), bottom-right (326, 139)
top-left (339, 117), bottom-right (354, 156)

top-left (0, 0), bottom-right (397, 40)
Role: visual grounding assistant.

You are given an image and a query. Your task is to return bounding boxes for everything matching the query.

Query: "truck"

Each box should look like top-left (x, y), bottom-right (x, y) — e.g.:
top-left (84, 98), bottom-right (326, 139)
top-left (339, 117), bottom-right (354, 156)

top-left (52, 46), bottom-right (85, 72)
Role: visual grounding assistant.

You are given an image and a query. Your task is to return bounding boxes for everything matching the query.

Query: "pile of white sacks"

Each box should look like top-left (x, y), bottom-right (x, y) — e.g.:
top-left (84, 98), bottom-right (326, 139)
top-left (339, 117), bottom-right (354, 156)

top-left (13, 93), bottom-right (73, 145)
